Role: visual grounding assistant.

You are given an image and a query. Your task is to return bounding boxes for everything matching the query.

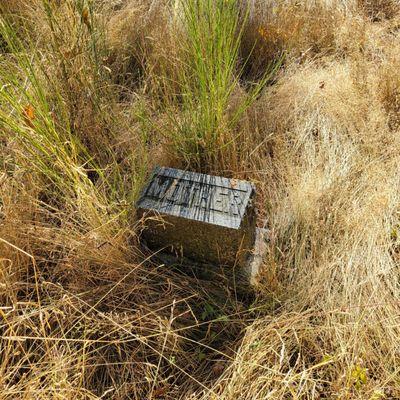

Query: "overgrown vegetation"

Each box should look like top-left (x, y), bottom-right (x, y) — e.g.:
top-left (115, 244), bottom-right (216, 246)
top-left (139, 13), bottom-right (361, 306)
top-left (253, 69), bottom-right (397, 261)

top-left (1, 0), bottom-right (400, 399)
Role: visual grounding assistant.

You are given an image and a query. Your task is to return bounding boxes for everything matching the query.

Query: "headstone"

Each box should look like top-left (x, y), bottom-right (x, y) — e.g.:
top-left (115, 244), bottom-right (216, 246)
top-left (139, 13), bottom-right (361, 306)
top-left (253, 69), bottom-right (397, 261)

top-left (136, 166), bottom-right (257, 269)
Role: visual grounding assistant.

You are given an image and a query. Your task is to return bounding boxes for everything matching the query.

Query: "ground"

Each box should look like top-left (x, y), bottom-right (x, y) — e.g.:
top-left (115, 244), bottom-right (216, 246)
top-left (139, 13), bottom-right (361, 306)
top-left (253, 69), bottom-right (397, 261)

top-left (0, 1), bottom-right (400, 399)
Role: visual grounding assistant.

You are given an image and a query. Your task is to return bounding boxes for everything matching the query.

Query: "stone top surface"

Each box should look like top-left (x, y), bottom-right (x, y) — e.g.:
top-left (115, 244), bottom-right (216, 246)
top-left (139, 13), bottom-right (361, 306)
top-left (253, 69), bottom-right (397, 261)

top-left (136, 166), bottom-right (255, 229)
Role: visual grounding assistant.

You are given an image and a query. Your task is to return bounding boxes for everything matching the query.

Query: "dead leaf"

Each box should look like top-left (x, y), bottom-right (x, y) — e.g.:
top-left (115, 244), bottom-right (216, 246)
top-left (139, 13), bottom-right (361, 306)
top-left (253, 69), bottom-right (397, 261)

top-left (212, 361), bottom-right (225, 377)
top-left (23, 104), bottom-right (35, 129)
top-left (152, 385), bottom-right (169, 399)
top-left (82, 7), bottom-right (91, 29)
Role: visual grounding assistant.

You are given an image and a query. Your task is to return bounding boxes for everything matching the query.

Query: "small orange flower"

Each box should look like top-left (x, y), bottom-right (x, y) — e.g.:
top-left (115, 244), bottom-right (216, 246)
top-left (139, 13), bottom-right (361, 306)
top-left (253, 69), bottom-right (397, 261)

top-left (23, 104), bottom-right (35, 129)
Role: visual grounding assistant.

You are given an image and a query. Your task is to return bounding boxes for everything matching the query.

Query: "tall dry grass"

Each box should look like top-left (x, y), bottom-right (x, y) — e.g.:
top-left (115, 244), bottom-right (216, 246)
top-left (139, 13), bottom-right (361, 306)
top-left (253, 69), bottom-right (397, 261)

top-left (1, 0), bottom-right (400, 399)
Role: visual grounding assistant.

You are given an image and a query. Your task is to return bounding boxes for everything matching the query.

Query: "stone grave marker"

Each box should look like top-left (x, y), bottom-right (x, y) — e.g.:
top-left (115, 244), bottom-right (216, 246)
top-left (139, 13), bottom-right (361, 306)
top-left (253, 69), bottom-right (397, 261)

top-left (136, 166), bottom-right (260, 273)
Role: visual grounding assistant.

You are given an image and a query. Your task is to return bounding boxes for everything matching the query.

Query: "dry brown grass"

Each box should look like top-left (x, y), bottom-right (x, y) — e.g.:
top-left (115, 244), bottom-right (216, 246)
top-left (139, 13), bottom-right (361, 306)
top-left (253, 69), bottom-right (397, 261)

top-left (1, 0), bottom-right (400, 399)
top-left (204, 54), bottom-right (400, 399)
top-left (106, 0), bottom-right (181, 97)
top-left (241, 0), bottom-right (342, 79)
top-left (358, 0), bottom-right (400, 20)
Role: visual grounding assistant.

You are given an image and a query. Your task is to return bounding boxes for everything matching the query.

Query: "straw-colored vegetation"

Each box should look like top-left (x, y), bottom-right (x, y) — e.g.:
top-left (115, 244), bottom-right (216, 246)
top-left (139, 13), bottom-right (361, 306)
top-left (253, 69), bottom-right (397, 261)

top-left (1, 0), bottom-right (400, 399)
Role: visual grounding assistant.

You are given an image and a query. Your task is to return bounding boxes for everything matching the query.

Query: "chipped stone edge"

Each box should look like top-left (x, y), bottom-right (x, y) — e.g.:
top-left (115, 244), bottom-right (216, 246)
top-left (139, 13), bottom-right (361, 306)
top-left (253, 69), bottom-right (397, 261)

top-left (246, 227), bottom-right (270, 286)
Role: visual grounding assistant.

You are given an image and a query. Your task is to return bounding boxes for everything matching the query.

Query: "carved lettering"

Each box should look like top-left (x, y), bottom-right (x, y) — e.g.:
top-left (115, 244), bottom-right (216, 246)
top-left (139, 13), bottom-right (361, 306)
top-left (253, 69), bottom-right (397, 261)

top-left (138, 167), bottom-right (254, 223)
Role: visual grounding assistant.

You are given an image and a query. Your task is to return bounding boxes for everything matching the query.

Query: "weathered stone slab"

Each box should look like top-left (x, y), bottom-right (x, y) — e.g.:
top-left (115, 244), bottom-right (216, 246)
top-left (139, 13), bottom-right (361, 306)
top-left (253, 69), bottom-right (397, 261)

top-left (136, 166), bottom-right (257, 267)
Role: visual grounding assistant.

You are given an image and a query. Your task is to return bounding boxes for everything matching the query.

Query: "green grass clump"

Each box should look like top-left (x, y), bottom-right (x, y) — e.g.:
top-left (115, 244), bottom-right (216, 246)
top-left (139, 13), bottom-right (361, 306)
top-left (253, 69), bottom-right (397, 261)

top-left (163, 0), bottom-right (279, 172)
